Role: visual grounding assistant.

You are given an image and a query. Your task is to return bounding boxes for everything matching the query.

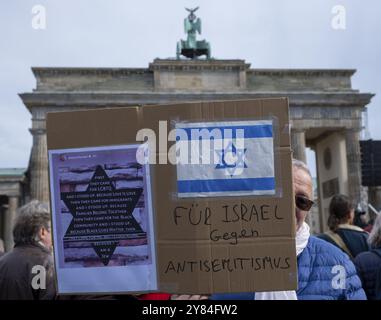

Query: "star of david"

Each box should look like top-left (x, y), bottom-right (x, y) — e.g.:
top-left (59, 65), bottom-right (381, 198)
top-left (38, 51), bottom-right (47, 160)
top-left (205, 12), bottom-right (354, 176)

top-left (61, 165), bottom-right (145, 266)
top-left (215, 141), bottom-right (247, 177)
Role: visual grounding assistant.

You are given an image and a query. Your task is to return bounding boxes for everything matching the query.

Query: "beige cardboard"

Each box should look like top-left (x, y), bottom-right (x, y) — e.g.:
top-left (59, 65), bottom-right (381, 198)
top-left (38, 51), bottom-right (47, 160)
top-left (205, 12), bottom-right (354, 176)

top-left (46, 98), bottom-right (297, 294)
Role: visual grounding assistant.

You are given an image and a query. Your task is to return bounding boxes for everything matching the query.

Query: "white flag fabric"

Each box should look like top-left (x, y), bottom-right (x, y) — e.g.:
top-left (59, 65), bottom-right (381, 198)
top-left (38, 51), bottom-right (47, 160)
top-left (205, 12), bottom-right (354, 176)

top-left (175, 120), bottom-right (275, 198)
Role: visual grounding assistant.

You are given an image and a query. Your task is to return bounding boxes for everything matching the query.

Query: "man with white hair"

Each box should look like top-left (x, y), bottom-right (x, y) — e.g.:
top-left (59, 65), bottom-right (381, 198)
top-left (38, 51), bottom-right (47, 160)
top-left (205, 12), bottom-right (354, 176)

top-left (0, 200), bottom-right (55, 300)
top-left (210, 159), bottom-right (366, 300)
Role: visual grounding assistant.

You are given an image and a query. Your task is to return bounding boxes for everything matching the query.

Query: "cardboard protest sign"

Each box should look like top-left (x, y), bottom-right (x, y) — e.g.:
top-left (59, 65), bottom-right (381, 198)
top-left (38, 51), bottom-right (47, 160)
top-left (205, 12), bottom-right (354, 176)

top-left (47, 98), bottom-right (297, 294)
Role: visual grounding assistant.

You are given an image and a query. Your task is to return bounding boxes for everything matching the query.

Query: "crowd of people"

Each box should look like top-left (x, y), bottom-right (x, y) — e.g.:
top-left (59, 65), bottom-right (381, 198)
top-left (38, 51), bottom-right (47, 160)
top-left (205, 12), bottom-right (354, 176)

top-left (0, 159), bottom-right (380, 300)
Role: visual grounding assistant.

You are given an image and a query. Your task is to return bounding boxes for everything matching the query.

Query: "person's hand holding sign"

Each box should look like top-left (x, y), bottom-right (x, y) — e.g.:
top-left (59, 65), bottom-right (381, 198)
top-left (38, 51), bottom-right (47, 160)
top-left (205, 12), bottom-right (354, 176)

top-left (171, 294), bottom-right (209, 300)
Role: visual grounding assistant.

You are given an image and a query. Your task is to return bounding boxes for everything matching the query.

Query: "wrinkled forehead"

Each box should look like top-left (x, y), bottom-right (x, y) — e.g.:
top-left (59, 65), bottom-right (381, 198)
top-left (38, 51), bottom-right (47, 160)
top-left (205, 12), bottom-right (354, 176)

top-left (292, 167), bottom-right (313, 198)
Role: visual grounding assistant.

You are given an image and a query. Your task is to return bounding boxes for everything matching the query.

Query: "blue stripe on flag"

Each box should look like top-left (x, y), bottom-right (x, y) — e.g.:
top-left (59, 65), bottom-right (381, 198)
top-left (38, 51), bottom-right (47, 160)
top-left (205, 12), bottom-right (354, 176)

top-left (176, 125), bottom-right (273, 141)
top-left (177, 177), bottom-right (275, 193)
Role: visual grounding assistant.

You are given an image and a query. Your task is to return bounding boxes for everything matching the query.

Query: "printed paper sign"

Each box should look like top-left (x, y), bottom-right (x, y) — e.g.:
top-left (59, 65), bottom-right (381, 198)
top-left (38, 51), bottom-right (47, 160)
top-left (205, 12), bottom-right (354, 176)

top-left (48, 144), bottom-right (157, 294)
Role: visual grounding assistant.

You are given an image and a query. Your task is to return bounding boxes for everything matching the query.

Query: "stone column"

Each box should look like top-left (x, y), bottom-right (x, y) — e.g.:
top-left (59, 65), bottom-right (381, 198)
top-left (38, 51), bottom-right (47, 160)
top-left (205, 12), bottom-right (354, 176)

top-left (239, 69), bottom-right (247, 90)
top-left (345, 129), bottom-right (362, 204)
top-left (291, 129), bottom-right (307, 163)
top-left (29, 128), bottom-right (49, 203)
top-left (368, 186), bottom-right (381, 212)
top-left (3, 196), bottom-right (19, 251)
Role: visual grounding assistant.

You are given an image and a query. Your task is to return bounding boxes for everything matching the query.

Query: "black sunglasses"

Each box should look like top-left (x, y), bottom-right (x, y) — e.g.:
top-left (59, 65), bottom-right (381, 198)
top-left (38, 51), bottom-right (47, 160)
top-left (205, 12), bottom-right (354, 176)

top-left (295, 195), bottom-right (315, 211)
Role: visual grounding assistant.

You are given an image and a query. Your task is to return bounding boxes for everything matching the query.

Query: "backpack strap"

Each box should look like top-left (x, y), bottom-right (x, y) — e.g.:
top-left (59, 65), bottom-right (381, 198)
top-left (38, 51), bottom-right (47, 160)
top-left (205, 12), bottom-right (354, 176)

top-left (325, 230), bottom-right (354, 259)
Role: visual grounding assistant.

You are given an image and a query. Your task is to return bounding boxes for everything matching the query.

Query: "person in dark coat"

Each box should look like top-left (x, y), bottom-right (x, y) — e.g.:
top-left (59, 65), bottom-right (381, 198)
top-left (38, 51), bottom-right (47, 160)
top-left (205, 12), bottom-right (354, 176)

top-left (0, 200), bottom-right (55, 300)
top-left (354, 213), bottom-right (381, 300)
top-left (318, 194), bottom-right (370, 259)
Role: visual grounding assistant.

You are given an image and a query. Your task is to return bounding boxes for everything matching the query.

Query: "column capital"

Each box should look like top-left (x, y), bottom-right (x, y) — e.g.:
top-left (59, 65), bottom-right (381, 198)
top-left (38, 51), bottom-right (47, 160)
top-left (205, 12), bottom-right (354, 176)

top-left (29, 128), bottom-right (46, 135)
top-left (344, 127), bottom-right (362, 134)
top-left (291, 128), bottom-right (306, 133)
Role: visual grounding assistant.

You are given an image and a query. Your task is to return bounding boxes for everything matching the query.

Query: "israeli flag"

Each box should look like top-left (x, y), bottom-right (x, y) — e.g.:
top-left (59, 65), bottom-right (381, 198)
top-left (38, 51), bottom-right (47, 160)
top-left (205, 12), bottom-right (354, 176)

top-left (175, 120), bottom-right (275, 198)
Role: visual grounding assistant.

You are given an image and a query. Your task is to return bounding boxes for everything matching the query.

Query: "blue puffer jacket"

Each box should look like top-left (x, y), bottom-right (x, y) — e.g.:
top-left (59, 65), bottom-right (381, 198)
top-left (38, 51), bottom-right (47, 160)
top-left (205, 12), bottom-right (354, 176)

top-left (211, 236), bottom-right (366, 300)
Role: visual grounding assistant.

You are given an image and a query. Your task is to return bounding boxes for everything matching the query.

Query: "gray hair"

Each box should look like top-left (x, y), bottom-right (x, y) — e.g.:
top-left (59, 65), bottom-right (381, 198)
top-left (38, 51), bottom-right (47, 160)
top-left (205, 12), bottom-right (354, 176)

top-left (368, 213), bottom-right (381, 248)
top-left (292, 158), bottom-right (312, 178)
top-left (13, 200), bottom-right (51, 246)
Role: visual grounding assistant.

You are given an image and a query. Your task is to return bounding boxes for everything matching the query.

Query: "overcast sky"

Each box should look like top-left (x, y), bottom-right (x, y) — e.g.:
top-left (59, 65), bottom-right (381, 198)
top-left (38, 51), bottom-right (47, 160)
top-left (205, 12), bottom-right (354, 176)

top-left (1, 0), bottom-right (380, 176)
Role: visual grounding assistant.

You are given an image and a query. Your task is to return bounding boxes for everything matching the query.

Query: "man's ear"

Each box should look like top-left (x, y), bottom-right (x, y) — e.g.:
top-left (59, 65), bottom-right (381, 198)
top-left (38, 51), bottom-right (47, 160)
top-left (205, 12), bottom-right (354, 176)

top-left (39, 226), bottom-right (47, 238)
